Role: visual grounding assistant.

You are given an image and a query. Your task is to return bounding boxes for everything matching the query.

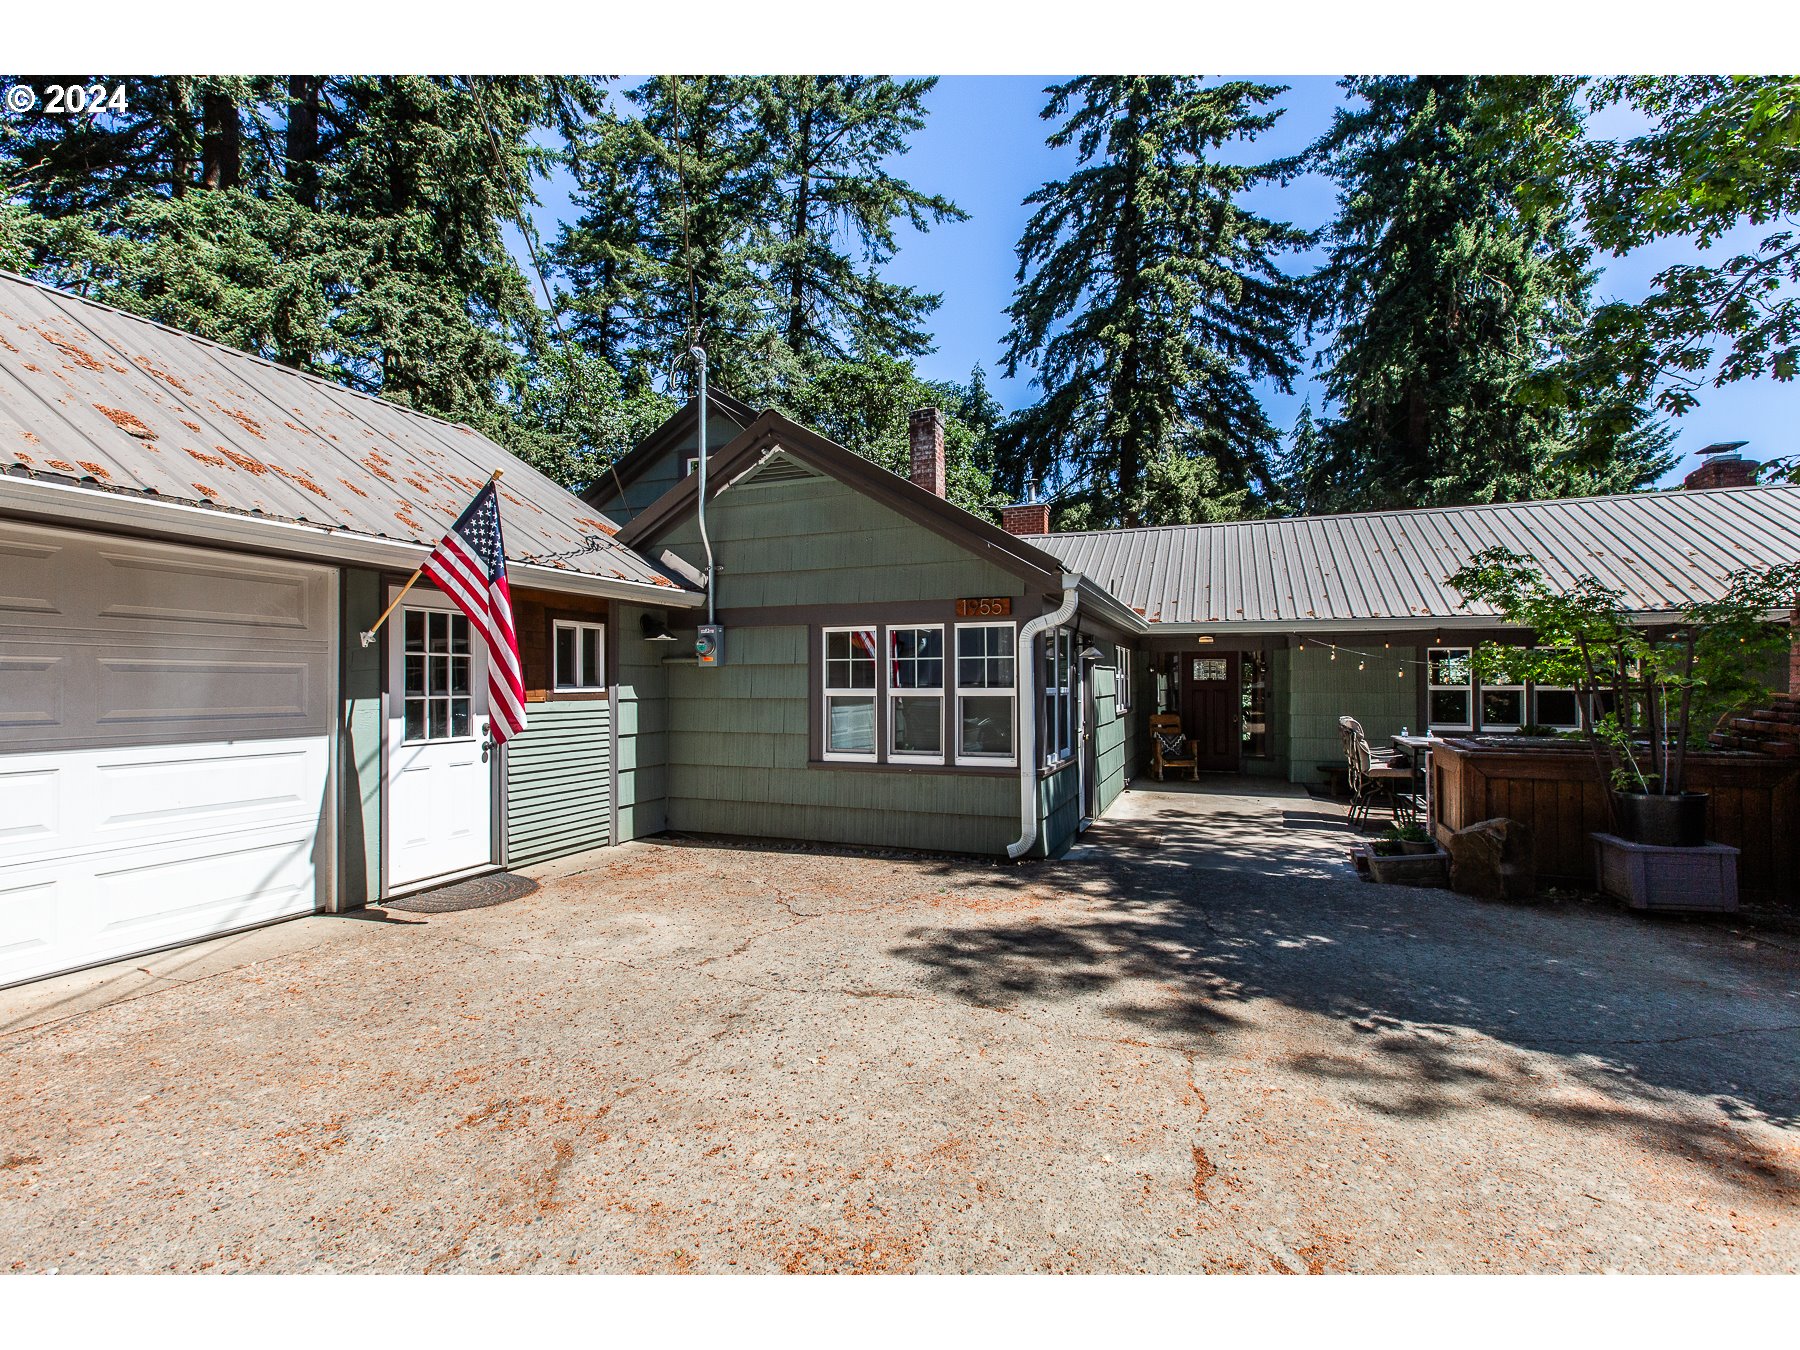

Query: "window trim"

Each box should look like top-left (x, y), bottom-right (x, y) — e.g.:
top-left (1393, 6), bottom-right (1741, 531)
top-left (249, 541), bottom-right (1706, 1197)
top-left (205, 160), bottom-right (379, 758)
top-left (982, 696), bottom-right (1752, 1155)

top-left (1427, 645), bottom-right (1474, 732)
top-left (1041, 627), bottom-right (1076, 768)
top-left (1479, 682), bottom-right (1527, 732)
top-left (552, 618), bottom-right (607, 694)
top-left (1115, 645), bottom-right (1132, 712)
top-left (953, 620), bottom-right (1019, 768)
top-left (1531, 683), bottom-right (1582, 732)
top-left (887, 624), bottom-right (946, 765)
top-left (822, 625), bottom-right (880, 763)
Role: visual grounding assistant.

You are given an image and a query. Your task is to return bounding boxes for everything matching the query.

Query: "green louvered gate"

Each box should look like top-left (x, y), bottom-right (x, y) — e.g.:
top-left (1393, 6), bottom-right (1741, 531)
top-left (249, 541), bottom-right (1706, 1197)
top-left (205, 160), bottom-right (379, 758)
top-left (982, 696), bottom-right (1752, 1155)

top-left (504, 701), bottom-right (613, 866)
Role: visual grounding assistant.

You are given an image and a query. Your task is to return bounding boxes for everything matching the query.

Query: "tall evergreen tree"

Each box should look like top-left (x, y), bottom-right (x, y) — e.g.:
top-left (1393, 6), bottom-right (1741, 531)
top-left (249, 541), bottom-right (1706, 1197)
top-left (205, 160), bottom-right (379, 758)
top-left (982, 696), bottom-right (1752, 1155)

top-left (754, 76), bottom-right (965, 363)
top-left (1301, 76), bottom-right (1671, 510)
top-left (1271, 400), bottom-right (1329, 516)
top-left (999, 77), bottom-right (1308, 528)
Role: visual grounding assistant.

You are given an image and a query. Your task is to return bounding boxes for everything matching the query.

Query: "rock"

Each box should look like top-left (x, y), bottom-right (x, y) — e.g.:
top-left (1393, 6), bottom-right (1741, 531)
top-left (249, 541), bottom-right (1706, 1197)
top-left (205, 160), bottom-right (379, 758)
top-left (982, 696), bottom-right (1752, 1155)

top-left (1447, 817), bottom-right (1536, 902)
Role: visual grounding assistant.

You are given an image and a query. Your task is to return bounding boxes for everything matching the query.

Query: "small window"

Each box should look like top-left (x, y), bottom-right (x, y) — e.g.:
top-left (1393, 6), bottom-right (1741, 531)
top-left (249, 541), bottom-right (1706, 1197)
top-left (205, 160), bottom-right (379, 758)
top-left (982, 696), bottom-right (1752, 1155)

top-left (684, 456), bottom-right (701, 477)
top-left (823, 627), bottom-right (879, 761)
top-left (1115, 645), bottom-right (1132, 712)
top-left (888, 626), bottom-right (945, 762)
top-left (955, 623), bottom-right (1017, 766)
top-left (554, 620), bottom-right (605, 692)
top-left (1428, 647), bottom-right (1472, 731)
top-left (1533, 686), bottom-right (1580, 730)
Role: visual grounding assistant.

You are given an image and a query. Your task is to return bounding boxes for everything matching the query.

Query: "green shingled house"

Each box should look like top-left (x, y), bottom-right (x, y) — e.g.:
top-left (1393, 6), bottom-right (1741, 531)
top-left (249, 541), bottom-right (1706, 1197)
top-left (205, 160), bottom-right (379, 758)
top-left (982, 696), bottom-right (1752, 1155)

top-left (590, 396), bottom-right (1800, 858)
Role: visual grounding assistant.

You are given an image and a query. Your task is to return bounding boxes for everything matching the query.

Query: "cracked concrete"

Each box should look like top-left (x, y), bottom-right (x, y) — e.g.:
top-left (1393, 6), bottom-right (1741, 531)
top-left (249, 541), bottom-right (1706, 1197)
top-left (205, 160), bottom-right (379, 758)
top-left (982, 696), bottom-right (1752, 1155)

top-left (2, 780), bottom-right (1797, 1273)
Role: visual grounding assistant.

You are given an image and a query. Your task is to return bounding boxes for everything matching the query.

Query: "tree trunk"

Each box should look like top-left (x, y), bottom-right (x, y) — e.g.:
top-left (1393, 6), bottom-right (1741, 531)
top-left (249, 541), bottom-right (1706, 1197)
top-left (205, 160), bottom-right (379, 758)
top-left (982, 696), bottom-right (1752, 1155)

top-left (201, 87), bottom-right (240, 191)
top-left (785, 95), bottom-right (812, 353)
top-left (166, 76), bottom-right (193, 198)
top-left (286, 76), bottom-right (321, 208)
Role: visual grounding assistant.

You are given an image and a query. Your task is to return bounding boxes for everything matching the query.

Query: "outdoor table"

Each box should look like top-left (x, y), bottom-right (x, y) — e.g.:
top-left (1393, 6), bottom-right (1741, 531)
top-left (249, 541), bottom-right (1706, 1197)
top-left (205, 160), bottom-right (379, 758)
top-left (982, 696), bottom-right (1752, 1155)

top-left (1390, 733), bottom-right (1442, 831)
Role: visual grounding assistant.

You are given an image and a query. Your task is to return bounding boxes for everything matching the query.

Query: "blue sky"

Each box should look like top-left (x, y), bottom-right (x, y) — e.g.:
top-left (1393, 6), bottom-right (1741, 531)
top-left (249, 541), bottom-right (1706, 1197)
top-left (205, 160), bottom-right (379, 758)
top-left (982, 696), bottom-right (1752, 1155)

top-left (526, 76), bottom-right (1790, 489)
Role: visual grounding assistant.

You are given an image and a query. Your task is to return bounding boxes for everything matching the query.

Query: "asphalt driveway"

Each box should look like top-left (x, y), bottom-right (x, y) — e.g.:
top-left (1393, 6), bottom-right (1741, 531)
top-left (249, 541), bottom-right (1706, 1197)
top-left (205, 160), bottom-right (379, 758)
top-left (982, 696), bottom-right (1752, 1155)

top-left (3, 783), bottom-right (1797, 1273)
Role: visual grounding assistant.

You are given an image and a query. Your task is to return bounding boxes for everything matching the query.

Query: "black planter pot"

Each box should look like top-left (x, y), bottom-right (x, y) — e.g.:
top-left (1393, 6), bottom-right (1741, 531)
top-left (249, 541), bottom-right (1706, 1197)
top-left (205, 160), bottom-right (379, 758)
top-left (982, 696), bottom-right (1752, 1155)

top-left (1612, 791), bottom-right (1709, 848)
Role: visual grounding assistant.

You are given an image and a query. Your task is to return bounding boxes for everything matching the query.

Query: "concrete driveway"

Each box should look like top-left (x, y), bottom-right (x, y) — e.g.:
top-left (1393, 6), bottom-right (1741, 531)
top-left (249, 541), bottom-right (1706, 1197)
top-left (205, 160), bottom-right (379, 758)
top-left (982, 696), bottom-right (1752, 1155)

top-left (3, 782), bottom-right (1797, 1273)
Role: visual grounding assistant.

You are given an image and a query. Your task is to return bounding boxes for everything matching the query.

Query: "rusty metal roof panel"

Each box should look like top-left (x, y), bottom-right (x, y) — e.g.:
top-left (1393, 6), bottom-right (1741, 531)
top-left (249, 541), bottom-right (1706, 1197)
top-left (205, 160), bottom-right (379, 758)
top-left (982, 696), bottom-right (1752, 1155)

top-left (1039, 484), bottom-right (1800, 628)
top-left (0, 271), bottom-right (680, 590)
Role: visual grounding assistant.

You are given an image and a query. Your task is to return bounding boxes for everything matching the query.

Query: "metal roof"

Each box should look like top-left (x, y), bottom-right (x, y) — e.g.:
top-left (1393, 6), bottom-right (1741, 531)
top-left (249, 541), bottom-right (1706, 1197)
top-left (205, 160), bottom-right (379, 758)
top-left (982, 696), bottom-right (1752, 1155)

top-left (0, 270), bottom-right (684, 594)
top-left (1036, 485), bottom-right (1800, 630)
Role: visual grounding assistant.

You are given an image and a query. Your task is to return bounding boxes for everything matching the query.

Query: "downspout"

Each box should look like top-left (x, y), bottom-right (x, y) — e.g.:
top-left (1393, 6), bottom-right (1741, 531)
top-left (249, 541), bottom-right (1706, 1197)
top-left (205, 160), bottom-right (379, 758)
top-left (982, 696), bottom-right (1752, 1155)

top-left (690, 346), bottom-right (715, 627)
top-left (1007, 575), bottom-right (1081, 860)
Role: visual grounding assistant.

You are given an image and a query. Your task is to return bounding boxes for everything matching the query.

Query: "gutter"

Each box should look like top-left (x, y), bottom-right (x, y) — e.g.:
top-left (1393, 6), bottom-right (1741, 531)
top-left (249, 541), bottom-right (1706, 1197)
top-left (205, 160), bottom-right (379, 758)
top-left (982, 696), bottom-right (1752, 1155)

top-left (0, 471), bottom-right (707, 608)
top-left (1007, 574), bottom-right (1081, 861)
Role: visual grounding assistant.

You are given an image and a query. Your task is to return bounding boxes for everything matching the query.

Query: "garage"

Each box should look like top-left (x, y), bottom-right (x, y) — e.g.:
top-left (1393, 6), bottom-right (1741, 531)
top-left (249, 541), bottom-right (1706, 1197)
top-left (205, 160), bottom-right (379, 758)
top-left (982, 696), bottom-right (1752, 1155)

top-left (0, 521), bottom-right (335, 987)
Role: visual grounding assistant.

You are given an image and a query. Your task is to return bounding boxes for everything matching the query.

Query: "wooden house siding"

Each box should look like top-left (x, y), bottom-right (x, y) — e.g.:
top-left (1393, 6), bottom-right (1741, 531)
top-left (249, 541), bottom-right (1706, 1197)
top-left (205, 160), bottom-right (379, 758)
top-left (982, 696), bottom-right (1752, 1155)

top-left (1037, 763), bottom-right (1081, 857)
top-left (588, 409), bottom-right (755, 519)
top-left (657, 473), bottom-right (1033, 855)
top-left (614, 603), bottom-right (670, 841)
top-left (1286, 641), bottom-right (1418, 783)
top-left (505, 700), bottom-right (613, 864)
top-left (1093, 663), bottom-right (1127, 817)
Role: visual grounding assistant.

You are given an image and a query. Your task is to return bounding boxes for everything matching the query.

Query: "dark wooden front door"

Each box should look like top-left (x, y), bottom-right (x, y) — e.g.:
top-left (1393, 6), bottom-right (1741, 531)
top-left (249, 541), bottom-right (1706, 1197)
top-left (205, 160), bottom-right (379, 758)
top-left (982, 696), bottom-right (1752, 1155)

top-left (1181, 653), bottom-right (1241, 772)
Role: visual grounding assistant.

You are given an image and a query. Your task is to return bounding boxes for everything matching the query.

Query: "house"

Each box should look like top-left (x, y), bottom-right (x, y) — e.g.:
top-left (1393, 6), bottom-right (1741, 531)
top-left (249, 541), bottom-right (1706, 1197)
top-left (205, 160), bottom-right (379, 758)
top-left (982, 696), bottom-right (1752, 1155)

top-left (8, 263), bottom-right (1799, 988)
top-left (0, 271), bottom-right (702, 986)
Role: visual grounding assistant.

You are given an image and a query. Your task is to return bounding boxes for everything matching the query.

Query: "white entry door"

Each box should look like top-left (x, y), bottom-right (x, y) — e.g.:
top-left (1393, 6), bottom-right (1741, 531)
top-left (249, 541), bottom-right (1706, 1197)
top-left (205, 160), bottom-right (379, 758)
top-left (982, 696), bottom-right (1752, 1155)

top-left (385, 592), bottom-right (494, 891)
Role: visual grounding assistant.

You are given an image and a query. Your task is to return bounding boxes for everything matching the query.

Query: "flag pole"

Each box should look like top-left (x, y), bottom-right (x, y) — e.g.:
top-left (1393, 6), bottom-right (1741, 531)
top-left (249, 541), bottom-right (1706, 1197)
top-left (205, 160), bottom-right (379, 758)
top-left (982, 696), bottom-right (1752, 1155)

top-left (358, 469), bottom-right (503, 648)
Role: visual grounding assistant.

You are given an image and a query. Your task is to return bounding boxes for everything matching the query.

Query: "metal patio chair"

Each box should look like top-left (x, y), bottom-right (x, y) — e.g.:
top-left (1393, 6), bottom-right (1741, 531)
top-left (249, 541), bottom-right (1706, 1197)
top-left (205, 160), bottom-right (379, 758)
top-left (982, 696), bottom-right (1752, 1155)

top-left (1339, 715), bottom-right (1416, 828)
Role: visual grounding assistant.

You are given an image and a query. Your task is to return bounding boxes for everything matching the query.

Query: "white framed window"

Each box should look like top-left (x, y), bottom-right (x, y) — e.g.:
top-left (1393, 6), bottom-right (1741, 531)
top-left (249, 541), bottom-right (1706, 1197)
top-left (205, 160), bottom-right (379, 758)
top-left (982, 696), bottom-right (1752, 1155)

top-left (1532, 684), bottom-right (1581, 731)
top-left (1427, 647), bottom-right (1473, 731)
top-left (1115, 645), bottom-right (1132, 711)
top-left (684, 455), bottom-right (700, 477)
top-left (955, 622), bottom-right (1017, 766)
top-left (553, 619), bottom-right (605, 692)
top-left (823, 626), bottom-right (879, 761)
top-left (1041, 628), bottom-right (1075, 766)
top-left (888, 625), bottom-right (945, 763)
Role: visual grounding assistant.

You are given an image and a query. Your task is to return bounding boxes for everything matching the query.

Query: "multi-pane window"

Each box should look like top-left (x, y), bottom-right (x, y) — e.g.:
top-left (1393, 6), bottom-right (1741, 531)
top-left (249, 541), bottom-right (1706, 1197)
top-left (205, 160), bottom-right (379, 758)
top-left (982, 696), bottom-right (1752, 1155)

top-left (823, 627), bottom-right (879, 760)
top-left (955, 623), bottom-right (1017, 765)
top-left (1041, 628), bottom-right (1075, 766)
top-left (1476, 650), bottom-right (1526, 729)
top-left (1115, 645), bottom-right (1132, 712)
top-left (553, 620), bottom-right (605, 691)
top-left (403, 609), bottom-right (473, 742)
top-left (1427, 647), bottom-right (1473, 730)
top-left (888, 626), bottom-right (945, 762)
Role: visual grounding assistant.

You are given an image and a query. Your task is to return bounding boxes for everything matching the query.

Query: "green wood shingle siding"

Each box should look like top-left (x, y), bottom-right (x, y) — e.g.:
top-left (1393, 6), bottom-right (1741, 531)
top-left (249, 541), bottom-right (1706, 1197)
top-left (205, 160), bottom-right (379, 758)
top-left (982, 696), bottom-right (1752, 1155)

top-left (615, 604), bottom-right (669, 840)
top-left (1093, 663), bottom-right (1126, 817)
top-left (659, 474), bottom-right (1026, 855)
top-left (505, 700), bottom-right (612, 864)
top-left (1287, 643), bottom-right (1417, 783)
top-left (1036, 763), bottom-right (1081, 857)
top-left (664, 623), bottom-right (1017, 853)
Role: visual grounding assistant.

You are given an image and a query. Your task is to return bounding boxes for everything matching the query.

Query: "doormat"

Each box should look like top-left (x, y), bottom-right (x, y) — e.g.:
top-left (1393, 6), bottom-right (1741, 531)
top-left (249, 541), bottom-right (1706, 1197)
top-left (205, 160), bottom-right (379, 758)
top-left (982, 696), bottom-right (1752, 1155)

top-left (384, 871), bottom-right (539, 914)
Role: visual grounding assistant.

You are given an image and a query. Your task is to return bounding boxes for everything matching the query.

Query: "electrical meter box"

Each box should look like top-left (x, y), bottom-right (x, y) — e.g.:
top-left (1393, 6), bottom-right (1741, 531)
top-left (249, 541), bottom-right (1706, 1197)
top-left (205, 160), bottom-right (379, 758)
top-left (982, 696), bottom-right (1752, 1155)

top-left (696, 624), bottom-right (725, 667)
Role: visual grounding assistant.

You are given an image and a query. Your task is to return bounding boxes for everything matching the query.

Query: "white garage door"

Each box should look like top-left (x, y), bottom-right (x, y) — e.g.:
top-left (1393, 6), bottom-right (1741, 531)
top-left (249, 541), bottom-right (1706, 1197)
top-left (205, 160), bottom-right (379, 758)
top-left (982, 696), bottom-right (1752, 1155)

top-left (0, 521), bottom-right (334, 986)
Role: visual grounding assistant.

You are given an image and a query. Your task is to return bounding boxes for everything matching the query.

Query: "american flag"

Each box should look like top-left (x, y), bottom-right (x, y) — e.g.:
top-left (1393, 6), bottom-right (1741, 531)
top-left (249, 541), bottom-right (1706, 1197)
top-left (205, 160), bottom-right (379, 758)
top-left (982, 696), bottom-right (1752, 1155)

top-left (421, 479), bottom-right (527, 742)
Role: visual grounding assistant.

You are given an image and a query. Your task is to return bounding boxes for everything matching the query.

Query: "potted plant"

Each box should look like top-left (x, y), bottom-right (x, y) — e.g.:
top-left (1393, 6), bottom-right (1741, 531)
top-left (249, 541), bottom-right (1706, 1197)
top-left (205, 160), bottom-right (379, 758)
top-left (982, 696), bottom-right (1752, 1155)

top-left (1446, 549), bottom-right (1800, 909)
top-left (1388, 823), bottom-right (1435, 855)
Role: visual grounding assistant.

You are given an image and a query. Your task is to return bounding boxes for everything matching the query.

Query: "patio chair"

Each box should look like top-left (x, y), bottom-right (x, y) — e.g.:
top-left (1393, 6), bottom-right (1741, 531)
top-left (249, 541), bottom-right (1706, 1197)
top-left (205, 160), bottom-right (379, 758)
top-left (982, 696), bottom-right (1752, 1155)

top-left (1339, 716), bottom-right (1416, 829)
top-left (1150, 713), bottom-right (1199, 781)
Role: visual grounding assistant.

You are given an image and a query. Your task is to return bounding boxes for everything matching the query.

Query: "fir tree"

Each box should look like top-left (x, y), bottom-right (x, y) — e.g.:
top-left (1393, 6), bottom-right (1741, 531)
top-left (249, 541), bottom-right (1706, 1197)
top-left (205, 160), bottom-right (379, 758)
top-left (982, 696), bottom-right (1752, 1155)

top-left (1302, 76), bottom-right (1670, 510)
top-left (999, 76), bottom-right (1308, 527)
top-left (754, 76), bottom-right (964, 362)
top-left (1271, 400), bottom-right (1329, 516)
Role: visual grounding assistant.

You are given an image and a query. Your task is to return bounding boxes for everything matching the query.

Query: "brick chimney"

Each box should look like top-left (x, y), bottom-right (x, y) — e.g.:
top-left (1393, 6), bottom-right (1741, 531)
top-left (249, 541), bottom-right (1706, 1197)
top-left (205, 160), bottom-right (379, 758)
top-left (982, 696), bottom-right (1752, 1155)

top-left (1683, 441), bottom-right (1760, 490)
top-left (1002, 501), bottom-right (1052, 536)
top-left (909, 407), bottom-right (946, 498)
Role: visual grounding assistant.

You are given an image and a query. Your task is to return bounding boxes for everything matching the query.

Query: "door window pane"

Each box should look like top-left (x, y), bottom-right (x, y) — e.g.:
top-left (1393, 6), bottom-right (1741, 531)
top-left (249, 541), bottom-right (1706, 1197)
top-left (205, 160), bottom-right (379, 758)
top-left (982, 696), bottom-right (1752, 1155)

top-left (428, 699), bottom-right (449, 740)
top-left (450, 698), bottom-right (471, 738)
top-left (405, 697), bottom-right (426, 741)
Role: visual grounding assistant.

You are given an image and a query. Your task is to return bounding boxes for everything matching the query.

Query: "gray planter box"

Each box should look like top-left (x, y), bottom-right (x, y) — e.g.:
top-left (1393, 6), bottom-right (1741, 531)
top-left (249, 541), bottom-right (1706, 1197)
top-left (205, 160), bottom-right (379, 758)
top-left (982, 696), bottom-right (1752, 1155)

top-left (1367, 849), bottom-right (1450, 888)
top-left (1591, 833), bottom-right (1739, 913)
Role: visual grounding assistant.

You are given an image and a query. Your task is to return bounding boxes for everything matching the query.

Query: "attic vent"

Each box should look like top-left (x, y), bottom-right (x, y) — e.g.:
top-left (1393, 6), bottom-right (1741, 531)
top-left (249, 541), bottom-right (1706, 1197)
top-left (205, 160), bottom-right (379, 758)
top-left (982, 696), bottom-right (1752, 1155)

top-left (742, 451), bottom-right (822, 486)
